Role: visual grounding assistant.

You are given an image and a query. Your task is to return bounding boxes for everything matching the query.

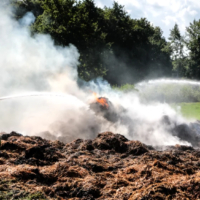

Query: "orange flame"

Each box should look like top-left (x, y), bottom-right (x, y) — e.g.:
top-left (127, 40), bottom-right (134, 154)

top-left (93, 93), bottom-right (109, 109)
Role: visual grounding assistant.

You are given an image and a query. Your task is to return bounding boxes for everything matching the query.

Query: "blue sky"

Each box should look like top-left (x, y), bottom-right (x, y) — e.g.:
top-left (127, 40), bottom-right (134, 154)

top-left (94, 0), bottom-right (200, 39)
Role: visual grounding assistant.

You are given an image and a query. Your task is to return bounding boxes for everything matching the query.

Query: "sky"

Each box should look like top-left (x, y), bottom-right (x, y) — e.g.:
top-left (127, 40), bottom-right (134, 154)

top-left (94, 0), bottom-right (200, 39)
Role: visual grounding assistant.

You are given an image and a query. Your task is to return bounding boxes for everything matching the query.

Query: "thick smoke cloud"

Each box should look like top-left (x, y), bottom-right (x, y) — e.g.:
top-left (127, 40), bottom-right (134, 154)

top-left (0, 5), bottom-right (93, 139)
top-left (0, 4), bottom-right (198, 147)
top-left (0, 9), bottom-right (79, 95)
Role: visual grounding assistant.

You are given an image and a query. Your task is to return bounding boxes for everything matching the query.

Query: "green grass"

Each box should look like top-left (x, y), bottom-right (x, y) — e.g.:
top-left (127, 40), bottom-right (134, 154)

top-left (112, 84), bottom-right (138, 92)
top-left (0, 179), bottom-right (47, 200)
top-left (22, 192), bottom-right (47, 200)
top-left (171, 102), bottom-right (200, 120)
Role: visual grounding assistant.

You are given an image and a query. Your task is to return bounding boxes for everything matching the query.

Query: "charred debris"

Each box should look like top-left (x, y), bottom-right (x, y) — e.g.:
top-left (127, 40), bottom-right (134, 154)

top-left (0, 131), bottom-right (200, 199)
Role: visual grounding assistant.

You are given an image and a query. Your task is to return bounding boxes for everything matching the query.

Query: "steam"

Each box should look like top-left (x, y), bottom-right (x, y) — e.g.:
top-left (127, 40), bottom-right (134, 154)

top-left (137, 79), bottom-right (200, 103)
top-left (19, 12), bottom-right (35, 26)
top-left (0, 5), bottom-right (89, 137)
top-left (0, 4), bottom-right (199, 147)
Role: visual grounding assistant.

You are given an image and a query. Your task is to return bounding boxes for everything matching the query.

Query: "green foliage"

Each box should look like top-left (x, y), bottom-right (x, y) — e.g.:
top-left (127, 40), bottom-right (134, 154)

top-left (22, 192), bottom-right (47, 200)
top-left (169, 23), bottom-right (186, 77)
top-left (167, 20), bottom-right (200, 80)
top-left (171, 103), bottom-right (200, 120)
top-left (185, 20), bottom-right (200, 79)
top-left (0, 179), bottom-right (46, 200)
top-left (11, 0), bottom-right (200, 84)
top-left (0, 179), bottom-right (16, 199)
top-left (113, 84), bottom-right (138, 92)
top-left (32, 0), bottom-right (109, 81)
top-left (12, 0), bottom-right (43, 20)
top-left (0, 191), bottom-right (14, 199)
top-left (101, 5), bottom-right (172, 84)
top-left (13, 0), bottom-right (172, 84)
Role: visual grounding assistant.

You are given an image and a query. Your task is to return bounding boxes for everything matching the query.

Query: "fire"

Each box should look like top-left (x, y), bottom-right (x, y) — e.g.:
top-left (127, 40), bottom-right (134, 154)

top-left (93, 93), bottom-right (109, 109)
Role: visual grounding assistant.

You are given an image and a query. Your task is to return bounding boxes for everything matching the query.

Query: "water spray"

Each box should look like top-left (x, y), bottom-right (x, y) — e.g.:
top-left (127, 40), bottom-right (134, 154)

top-left (136, 78), bottom-right (200, 104)
top-left (0, 92), bottom-right (77, 101)
top-left (137, 78), bottom-right (200, 86)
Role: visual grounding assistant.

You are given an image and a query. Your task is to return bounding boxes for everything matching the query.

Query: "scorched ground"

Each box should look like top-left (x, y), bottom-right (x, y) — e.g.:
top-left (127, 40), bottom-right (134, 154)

top-left (0, 131), bottom-right (200, 199)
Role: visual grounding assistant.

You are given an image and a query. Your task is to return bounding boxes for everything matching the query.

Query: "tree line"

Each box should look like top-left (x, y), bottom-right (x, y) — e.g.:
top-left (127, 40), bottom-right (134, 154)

top-left (11, 0), bottom-right (200, 85)
top-left (169, 22), bottom-right (200, 80)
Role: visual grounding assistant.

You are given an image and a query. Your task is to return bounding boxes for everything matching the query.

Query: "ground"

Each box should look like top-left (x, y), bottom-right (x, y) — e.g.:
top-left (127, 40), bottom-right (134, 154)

top-left (171, 102), bottom-right (200, 120)
top-left (0, 131), bottom-right (200, 199)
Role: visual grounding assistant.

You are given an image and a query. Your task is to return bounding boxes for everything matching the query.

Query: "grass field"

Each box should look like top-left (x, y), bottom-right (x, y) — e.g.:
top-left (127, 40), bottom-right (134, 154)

top-left (171, 102), bottom-right (200, 120)
top-left (113, 84), bottom-right (200, 120)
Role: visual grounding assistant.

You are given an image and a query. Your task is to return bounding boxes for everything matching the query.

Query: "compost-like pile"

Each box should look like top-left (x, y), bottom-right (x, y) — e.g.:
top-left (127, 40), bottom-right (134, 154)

top-left (0, 131), bottom-right (200, 199)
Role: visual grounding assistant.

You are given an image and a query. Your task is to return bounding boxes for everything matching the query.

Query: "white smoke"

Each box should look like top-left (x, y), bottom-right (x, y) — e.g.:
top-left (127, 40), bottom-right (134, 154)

top-left (0, 4), bottom-right (91, 139)
top-left (19, 12), bottom-right (35, 26)
top-left (0, 4), bottom-right (197, 146)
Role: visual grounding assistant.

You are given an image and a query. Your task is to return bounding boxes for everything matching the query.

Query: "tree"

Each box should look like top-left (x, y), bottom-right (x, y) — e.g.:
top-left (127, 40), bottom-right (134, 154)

top-left (103, 3), bottom-right (172, 84)
top-left (147, 26), bottom-right (172, 79)
top-left (31, 0), bottom-right (108, 80)
top-left (12, 0), bottom-right (43, 20)
top-left (13, 0), bottom-right (173, 84)
top-left (169, 23), bottom-right (187, 77)
top-left (185, 20), bottom-right (200, 79)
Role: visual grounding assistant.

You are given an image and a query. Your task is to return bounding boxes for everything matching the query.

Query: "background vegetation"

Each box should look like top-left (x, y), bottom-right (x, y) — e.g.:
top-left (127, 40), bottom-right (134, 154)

top-left (12, 0), bottom-right (173, 85)
top-left (171, 103), bottom-right (200, 120)
top-left (9, 1), bottom-right (200, 91)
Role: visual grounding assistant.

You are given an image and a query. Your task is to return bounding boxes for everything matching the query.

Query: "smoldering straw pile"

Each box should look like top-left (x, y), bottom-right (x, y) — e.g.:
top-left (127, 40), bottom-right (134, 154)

top-left (0, 131), bottom-right (200, 199)
top-left (1, 3), bottom-right (200, 200)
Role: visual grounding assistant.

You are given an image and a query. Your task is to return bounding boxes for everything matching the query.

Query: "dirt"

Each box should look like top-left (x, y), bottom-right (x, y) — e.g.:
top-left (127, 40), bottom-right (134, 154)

top-left (0, 131), bottom-right (200, 199)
